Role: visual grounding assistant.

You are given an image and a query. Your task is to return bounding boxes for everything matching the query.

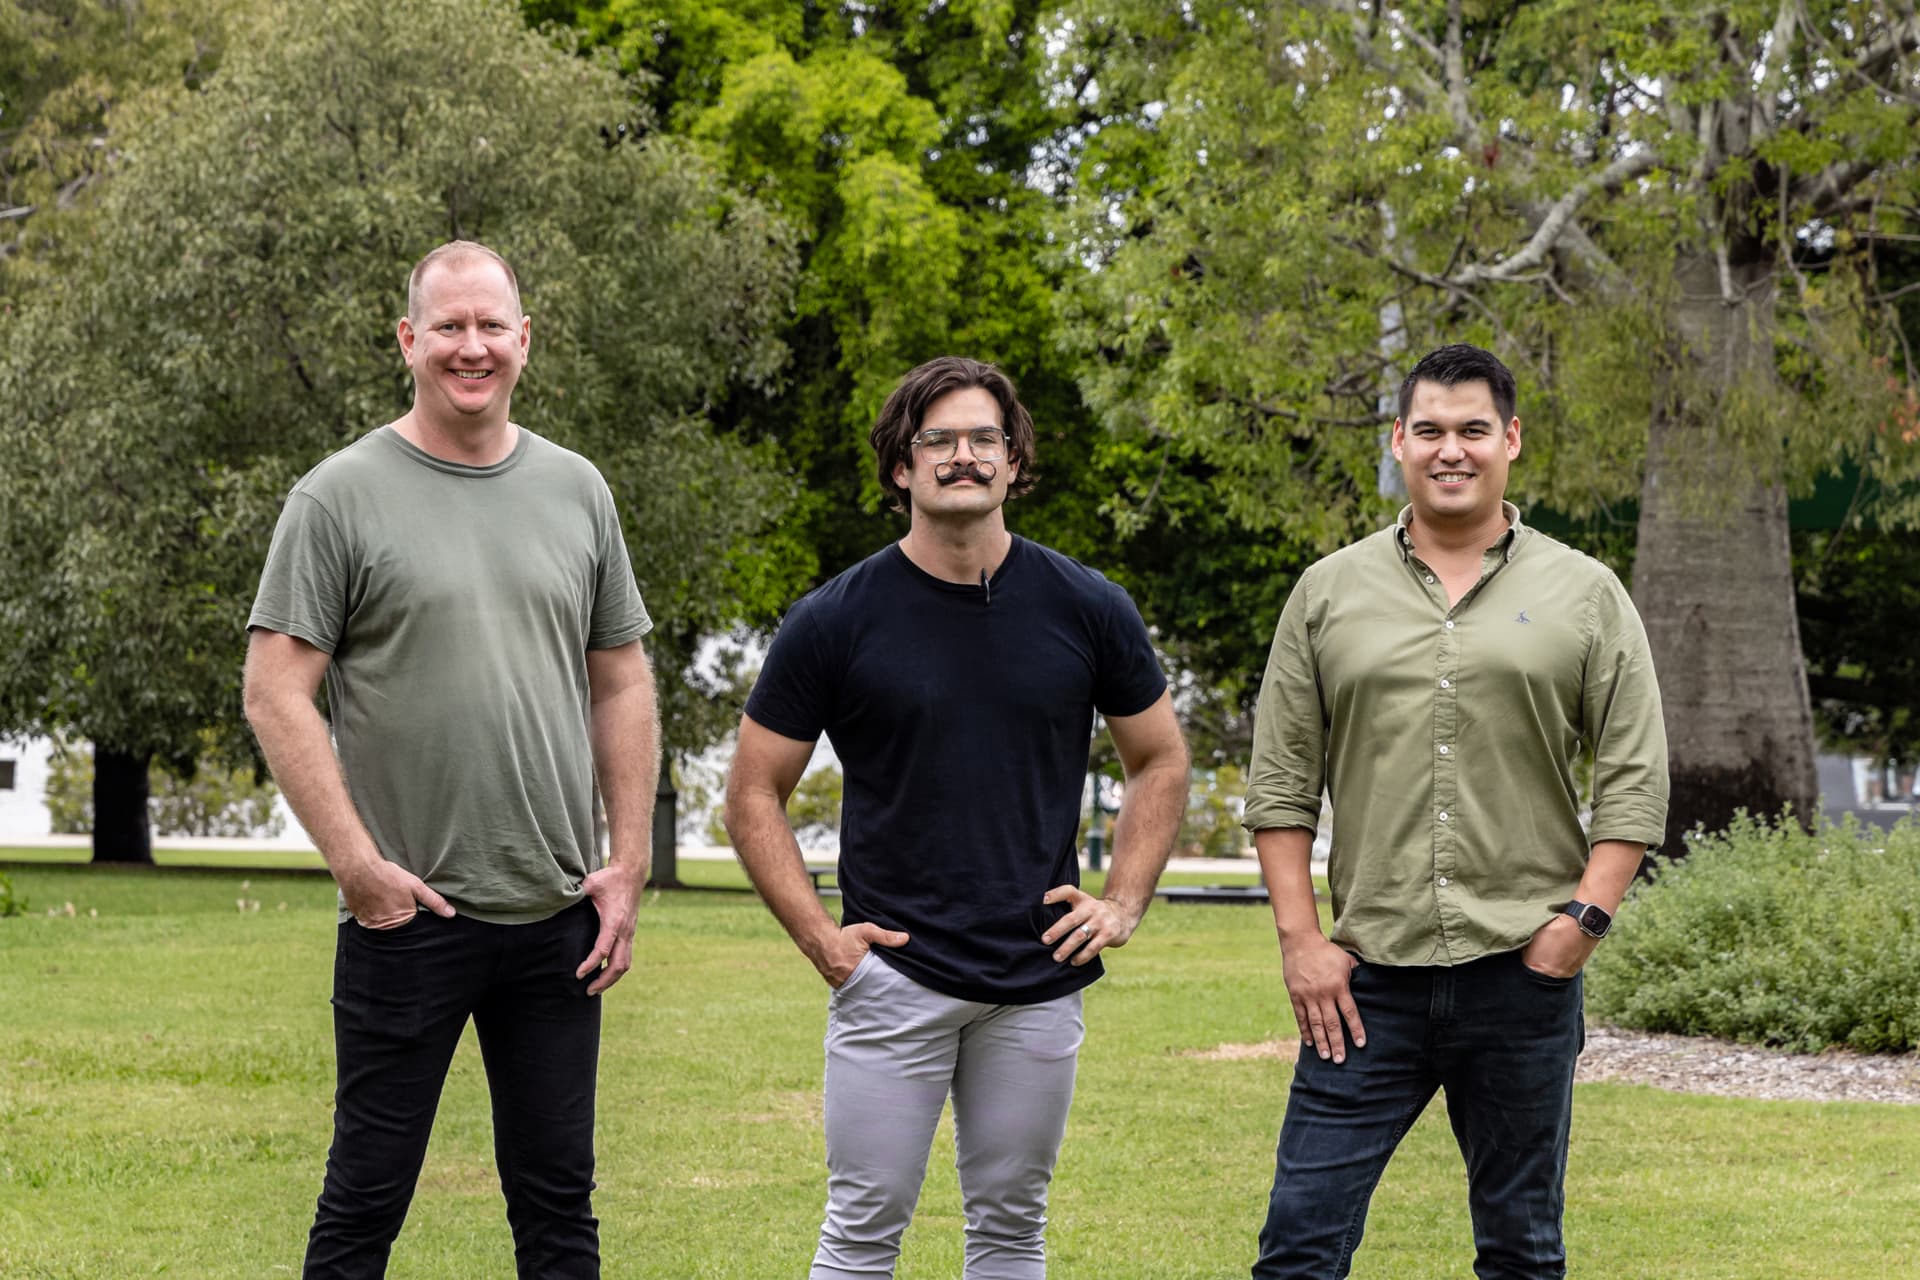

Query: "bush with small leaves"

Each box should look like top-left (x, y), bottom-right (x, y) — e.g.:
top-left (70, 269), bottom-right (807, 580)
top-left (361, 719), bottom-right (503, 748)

top-left (0, 871), bottom-right (27, 918)
top-left (1587, 812), bottom-right (1920, 1053)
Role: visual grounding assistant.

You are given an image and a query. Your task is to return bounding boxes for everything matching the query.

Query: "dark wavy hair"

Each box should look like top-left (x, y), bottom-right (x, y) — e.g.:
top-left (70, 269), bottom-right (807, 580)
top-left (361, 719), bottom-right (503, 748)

top-left (1397, 343), bottom-right (1517, 425)
top-left (869, 357), bottom-right (1037, 514)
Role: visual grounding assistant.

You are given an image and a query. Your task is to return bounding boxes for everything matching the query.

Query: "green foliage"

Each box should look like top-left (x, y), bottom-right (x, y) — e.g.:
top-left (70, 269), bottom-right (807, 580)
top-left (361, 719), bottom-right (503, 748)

top-left (1797, 526), bottom-right (1920, 760)
top-left (0, 0), bottom-right (241, 291)
top-left (544, 0), bottom-right (1302, 760)
top-left (0, 870), bottom-right (24, 917)
top-left (1589, 813), bottom-right (1920, 1052)
top-left (0, 0), bottom-right (804, 773)
top-left (785, 765), bottom-right (843, 845)
top-left (1058, 0), bottom-right (1920, 529)
top-left (43, 739), bottom-right (284, 839)
top-left (1056, 0), bottom-right (1920, 793)
top-left (1177, 763), bottom-right (1248, 859)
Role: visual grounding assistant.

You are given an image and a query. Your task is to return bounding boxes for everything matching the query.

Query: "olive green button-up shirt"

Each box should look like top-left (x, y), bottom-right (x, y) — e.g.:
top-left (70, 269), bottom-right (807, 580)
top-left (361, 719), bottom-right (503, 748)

top-left (1242, 504), bottom-right (1669, 966)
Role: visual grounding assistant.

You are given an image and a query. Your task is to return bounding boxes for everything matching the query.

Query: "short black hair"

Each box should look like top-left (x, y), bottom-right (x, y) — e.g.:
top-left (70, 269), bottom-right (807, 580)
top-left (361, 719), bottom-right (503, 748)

top-left (869, 356), bottom-right (1037, 514)
top-left (1397, 344), bottom-right (1516, 425)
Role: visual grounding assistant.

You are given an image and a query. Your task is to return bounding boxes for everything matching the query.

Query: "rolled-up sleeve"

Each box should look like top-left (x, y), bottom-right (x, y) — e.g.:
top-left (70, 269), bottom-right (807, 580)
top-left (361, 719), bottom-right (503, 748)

top-left (1242, 569), bottom-right (1327, 834)
top-left (1583, 574), bottom-right (1670, 848)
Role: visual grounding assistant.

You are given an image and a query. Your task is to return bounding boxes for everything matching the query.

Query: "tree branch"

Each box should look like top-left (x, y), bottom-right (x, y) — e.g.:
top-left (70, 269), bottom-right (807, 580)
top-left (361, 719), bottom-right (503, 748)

top-left (1340, 0), bottom-right (1450, 123)
top-left (1851, 8), bottom-right (1920, 87)
top-left (1796, 154), bottom-right (1893, 218)
top-left (1438, 0), bottom-right (1491, 150)
top-left (1746, 0), bottom-right (1800, 145)
top-left (1451, 147), bottom-right (1660, 286)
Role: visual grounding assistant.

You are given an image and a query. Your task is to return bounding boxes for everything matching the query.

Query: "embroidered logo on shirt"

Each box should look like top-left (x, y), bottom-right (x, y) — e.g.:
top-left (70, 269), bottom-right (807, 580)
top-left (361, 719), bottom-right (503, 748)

top-left (1515, 610), bottom-right (1532, 624)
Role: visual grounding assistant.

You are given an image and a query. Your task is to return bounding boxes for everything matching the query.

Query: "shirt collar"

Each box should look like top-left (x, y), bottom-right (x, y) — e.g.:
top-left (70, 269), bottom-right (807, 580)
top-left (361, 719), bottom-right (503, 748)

top-left (1394, 501), bottom-right (1528, 563)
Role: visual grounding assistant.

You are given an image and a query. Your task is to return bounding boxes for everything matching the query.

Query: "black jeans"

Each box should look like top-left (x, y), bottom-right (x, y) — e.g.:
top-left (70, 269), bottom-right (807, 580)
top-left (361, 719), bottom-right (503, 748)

top-left (304, 900), bottom-right (602, 1279)
top-left (1252, 949), bottom-right (1585, 1280)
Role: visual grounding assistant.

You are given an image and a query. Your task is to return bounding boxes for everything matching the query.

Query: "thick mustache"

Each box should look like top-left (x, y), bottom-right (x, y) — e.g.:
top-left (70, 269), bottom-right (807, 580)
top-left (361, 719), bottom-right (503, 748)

top-left (935, 461), bottom-right (997, 485)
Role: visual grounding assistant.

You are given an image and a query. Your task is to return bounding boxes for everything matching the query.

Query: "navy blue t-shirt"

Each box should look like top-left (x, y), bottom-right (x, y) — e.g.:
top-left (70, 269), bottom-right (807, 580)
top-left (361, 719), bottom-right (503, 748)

top-left (744, 535), bottom-right (1167, 1004)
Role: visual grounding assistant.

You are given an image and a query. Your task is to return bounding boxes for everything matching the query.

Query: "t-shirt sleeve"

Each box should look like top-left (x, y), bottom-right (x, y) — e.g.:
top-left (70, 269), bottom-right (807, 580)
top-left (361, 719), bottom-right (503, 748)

top-left (247, 490), bottom-right (352, 653)
top-left (587, 479), bottom-right (652, 649)
top-left (1092, 581), bottom-right (1168, 718)
top-left (743, 600), bottom-right (832, 743)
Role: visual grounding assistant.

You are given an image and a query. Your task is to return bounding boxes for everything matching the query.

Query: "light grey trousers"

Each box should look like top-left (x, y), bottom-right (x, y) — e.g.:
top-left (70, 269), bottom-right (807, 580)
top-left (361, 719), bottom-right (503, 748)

top-left (810, 950), bottom-right (1087, 1279)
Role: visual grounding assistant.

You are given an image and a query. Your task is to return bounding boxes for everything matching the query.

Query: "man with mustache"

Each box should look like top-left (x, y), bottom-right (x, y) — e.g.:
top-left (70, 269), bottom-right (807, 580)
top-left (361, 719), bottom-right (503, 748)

top-left (1243, 344), bottom-right (1669, 1279)
top-left (726, 356), bottom-right (1190, 1278)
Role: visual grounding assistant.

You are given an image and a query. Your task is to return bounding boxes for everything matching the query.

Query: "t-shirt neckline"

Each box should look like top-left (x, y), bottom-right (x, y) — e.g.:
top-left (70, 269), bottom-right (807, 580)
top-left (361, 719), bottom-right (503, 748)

top-left (888, 534), bottom-right (1024, 595)
top-left (378, 423), bottom-right (530, 478)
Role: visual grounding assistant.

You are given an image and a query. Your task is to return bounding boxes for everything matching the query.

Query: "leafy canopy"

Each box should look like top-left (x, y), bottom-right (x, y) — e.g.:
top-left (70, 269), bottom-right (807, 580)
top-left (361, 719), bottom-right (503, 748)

top-left (0, 0), bottom-right (803, 766)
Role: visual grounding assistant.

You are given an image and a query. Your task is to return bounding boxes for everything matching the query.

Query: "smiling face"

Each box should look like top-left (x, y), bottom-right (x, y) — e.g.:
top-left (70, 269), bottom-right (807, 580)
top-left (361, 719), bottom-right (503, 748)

top-left (396, 255), bottom-right (529, 428)
top-left (1391, 378), bottom-right (1522, 535)
top-left (891, 386), bottom-right (1020, 523)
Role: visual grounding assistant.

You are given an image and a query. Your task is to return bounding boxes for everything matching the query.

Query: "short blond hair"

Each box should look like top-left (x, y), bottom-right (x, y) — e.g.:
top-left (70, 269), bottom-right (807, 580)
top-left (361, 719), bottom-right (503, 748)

top-left (406, 240), bottom-right (522, 320)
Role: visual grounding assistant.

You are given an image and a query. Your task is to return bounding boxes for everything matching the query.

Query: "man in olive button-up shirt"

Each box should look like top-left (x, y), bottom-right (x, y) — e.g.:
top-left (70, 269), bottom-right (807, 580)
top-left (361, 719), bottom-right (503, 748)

top-left (1245, 344), bottom-right (1668, 1280)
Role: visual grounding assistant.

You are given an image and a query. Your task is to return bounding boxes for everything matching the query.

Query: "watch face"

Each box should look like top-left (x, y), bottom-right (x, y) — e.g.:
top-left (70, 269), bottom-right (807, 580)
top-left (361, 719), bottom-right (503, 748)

top-left (1575, 903), bottom-right (1611, 936)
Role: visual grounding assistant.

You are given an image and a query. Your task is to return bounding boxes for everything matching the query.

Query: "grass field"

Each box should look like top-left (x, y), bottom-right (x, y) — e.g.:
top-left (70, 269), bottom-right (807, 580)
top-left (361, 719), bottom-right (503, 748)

top-left (1, 858), bottom-right (1915, 1278)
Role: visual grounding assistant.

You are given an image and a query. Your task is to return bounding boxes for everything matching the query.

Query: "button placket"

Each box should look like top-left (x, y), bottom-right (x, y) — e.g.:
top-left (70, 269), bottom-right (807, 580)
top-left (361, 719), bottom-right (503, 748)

top-left (1432, 592), bottom-right (1461, 940)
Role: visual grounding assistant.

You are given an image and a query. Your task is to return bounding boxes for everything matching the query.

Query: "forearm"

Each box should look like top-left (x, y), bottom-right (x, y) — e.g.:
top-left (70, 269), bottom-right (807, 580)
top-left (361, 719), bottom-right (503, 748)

top-left (724, 791), bottom-right (844, 969)
top-left (591, 678), bottom-right (661, 877)
top-left (1255, 827), bottom-right (1323, 951)
top-left (247, 694), bottom-right (382, 882)
top-left (1101, 757), bottom-right (1187, 918)
top-left (1577, 839), bottom-right (1645, 914)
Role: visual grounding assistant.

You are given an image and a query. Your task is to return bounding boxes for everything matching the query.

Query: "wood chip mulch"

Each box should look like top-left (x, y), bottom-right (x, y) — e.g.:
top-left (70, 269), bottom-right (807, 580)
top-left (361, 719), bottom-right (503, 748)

top-left (1190, 1026), bottom-right (1920, 1104)
top-left (1575, 1023), bottom-right (1920, 1105)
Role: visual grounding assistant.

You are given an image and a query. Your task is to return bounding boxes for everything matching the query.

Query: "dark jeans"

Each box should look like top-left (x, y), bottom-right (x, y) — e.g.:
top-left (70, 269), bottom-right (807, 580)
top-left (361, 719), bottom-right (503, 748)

top-left (1252, 948), bottom-right (1585, 1280)
top-left (304, 900), bottom-right (602, 1279)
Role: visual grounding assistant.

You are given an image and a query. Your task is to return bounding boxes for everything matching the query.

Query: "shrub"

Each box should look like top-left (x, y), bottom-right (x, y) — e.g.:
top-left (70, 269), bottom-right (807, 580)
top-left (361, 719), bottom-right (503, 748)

top-left (0, 871), bottom-right (25, 918)
top-left (45, 738), bottom-right (285, 839)
top-left (786, 767), bottom-right (843, 850)
top-left (1179, 764), bottom-right (1249, 859)
top-left (1587, 812), bottom-right (1920, 1052)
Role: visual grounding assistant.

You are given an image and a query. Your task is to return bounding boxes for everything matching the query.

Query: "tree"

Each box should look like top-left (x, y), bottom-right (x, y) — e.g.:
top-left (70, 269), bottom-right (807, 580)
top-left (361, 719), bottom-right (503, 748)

top-left (0, 0), bottom-right (239, 292)
top-left (533, 2), bottom-right (1326, 775)
top-left (0, 0), bottom-right (801, 861)
top-left (1060, 0), bottom-right (1920, 847)
top-left (537, 2), bottom-right (1093, 568)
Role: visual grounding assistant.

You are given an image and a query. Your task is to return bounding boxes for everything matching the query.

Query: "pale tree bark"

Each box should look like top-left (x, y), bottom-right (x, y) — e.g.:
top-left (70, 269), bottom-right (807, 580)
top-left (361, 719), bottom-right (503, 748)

top-left (1632, 250), bottom-right (1817, 849)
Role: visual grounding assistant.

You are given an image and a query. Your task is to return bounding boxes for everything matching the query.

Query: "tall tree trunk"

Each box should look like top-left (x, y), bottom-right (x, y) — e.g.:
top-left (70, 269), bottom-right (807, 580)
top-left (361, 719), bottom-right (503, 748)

top-left (92, 746), bottom-right (153, 864)
top-left (649, 773), bottom-right (680, 889)
top-left (1632, 251), bottom-right (1818, 851)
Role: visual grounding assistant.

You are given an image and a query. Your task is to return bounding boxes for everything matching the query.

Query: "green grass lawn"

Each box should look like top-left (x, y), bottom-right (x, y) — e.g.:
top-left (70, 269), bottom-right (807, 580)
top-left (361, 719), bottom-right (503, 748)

top-left (1, 859), bottom-right (1915, 1278)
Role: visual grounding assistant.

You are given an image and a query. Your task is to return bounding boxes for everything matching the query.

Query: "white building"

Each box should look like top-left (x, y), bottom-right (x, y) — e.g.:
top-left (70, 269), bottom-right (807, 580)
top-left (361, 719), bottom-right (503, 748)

top-left (0, 733), bottom-right (314, 849)
top-left (0, 735), bottom-right (55, 840)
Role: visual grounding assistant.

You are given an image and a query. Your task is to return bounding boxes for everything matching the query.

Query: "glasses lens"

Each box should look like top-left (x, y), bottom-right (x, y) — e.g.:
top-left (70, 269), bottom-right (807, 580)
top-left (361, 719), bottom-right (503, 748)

top-left (915, 428), bottom-right (957, 462)
top-left (969, 428), bottom-right (1006, 461)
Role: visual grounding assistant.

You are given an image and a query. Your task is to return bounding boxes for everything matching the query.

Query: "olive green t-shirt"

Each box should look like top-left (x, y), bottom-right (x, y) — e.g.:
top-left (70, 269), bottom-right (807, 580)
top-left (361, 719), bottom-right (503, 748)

top-left (248, 426), bottom-right (651, 923)
top-left (1242, 505), bottom-right (1669, 966)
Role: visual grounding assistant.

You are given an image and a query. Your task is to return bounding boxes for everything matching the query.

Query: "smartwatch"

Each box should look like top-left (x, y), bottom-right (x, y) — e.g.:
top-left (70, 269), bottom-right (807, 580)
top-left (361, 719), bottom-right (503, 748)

top-left (1563, 899), bottom-right (1613, 939)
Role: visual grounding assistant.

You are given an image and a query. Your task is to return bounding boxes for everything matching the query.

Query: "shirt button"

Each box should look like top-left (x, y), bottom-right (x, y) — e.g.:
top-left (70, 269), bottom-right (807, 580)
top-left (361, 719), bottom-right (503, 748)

top-left (1425, 574), bottom-right (1436, 584)
top-left (1438, 811), bottom-right (1449, 822)
top-left (1439, 678), bottom-right (1451, 689)
top-left (1438, 745), bottom-right (1450, 755)
top-left (1444, 620), bottom-right (1455, 630)
top-left (1437, 876), bottom-right (1450, 887)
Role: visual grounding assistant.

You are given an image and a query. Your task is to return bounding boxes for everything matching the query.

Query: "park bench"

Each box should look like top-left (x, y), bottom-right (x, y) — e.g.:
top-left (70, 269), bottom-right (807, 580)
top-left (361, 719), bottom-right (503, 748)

top-left (805, 866), bottom-right (1270, 904)
top-left (1154, 884), bottom-right (1270, 904)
